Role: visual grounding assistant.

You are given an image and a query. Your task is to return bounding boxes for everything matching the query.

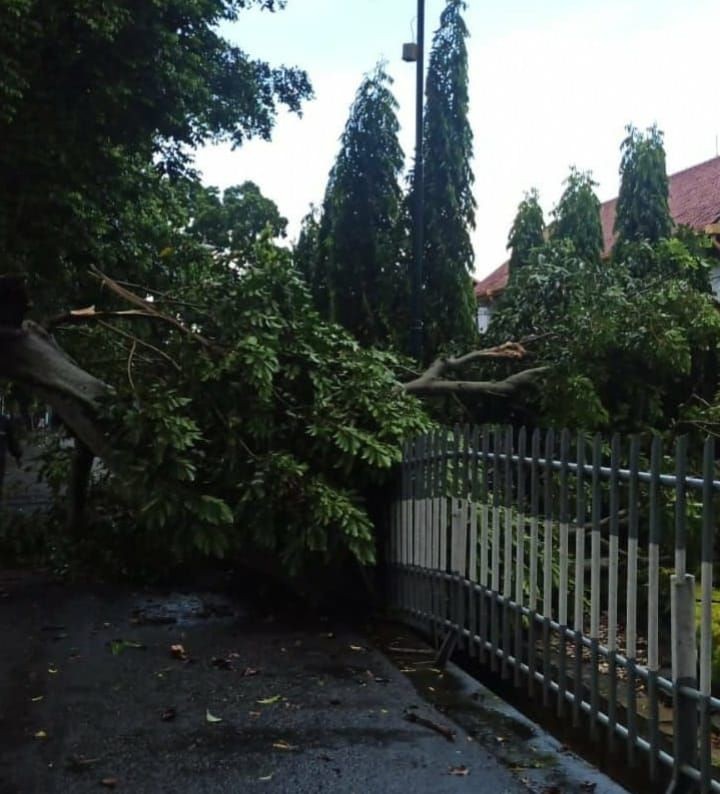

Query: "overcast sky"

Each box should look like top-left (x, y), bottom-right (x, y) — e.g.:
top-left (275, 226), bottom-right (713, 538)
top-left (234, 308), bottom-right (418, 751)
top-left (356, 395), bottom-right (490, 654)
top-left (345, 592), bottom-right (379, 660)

top-left (194, 0), bottom-right (719, 278)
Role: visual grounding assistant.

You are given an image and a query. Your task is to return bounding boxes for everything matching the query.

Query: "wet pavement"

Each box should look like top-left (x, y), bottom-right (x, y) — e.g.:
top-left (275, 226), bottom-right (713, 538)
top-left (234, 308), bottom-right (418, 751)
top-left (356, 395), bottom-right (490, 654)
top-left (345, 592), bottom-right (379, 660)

top-left (0, 572), bottom-right (629, 793)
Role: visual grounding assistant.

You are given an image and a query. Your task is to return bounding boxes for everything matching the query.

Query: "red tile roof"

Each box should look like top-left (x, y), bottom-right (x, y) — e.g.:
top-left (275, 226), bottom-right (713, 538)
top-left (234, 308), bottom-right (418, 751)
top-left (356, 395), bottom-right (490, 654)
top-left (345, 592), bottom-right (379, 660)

top-left (475, 155), bottom-right (720, 300)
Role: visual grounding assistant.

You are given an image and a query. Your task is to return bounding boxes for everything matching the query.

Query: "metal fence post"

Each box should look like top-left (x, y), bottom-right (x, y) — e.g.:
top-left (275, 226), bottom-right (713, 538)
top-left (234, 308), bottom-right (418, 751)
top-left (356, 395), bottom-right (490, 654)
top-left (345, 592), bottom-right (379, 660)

top-left (667, 573), bottom-right (698, 794)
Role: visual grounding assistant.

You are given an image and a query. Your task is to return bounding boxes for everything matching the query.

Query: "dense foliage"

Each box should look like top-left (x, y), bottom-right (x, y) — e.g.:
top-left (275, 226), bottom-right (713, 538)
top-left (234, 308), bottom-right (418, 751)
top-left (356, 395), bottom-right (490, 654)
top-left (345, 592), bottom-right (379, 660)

top-left (491, 149), bottom-right (720, 434)
top-left (21, 243), bottom-right (431, 578)
top-left (189, 181), bottom-right (288, 258)
top-left (0, 0), bottom-right (311, 311)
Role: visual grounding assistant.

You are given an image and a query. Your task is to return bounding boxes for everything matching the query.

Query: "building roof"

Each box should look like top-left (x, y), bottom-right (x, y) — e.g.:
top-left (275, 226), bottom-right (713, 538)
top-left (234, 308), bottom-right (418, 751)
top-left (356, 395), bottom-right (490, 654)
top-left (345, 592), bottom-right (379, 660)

top-left (475, 155), bottom-right (720, 300)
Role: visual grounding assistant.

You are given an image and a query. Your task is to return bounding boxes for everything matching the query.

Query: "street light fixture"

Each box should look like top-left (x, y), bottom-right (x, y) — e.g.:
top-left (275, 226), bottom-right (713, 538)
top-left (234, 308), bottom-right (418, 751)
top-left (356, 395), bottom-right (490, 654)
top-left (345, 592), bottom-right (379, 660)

top-left (403, 0), bottom-right (425, 361)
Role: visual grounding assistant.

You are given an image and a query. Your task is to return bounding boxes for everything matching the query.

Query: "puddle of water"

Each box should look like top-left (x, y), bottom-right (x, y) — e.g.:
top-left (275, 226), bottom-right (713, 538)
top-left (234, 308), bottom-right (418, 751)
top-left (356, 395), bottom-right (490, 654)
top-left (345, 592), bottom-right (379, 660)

top-left (132, 592), bottom-right (238, 626)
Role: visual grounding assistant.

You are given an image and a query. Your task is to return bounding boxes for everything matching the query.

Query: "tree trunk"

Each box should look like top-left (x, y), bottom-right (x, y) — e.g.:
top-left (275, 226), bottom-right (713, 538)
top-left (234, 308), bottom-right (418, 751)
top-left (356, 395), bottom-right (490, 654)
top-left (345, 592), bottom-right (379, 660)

top-left (67, 441), bottom-right (94, 535)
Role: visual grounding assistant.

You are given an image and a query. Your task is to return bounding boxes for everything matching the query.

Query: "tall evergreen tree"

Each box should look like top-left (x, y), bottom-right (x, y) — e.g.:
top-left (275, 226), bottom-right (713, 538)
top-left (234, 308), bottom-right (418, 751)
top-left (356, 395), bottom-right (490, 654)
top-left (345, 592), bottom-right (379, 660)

top-left (551, 168), bottom-right (603, 263)
top-left (421, 0), bottom-right (477, 356)
top-left (313, 64), bottom-right (405, 346)
top-left (507, 189), bottom-right (545, 273)
top-left (614, 124), bottom-right (672, 247)
top-left (294, 204), bottom-right (323, 302)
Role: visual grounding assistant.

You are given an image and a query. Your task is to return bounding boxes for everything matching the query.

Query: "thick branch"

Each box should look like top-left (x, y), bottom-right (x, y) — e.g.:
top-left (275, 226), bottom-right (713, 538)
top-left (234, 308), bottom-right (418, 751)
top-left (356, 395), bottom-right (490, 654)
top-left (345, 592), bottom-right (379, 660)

top-left (0, 320), bottom-right (112, 458)
top-left (402, 341), bottom-right (544, 398)
top-left (403, 367), bottom-right (549, 398)
top-left (406, 342), bottom-right (527, 385)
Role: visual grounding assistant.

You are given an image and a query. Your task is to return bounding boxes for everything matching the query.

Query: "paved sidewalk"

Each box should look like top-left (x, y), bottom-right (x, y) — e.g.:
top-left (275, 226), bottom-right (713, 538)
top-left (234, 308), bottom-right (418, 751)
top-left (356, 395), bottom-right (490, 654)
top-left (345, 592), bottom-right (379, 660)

top-left (0, 573), bottom-right (628, 794)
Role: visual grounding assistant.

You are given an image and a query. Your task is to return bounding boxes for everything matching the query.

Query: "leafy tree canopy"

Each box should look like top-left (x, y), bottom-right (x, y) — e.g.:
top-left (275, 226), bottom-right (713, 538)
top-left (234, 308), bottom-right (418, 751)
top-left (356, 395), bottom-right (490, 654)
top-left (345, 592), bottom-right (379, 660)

top-left (0, 0), bottom-right (311, 309)
top-left (189, 181), bottom-right (287, 258)
top-left (488, 237), bottom-right (719, 432)
top-left (10, 241), bottom-right (432, 579)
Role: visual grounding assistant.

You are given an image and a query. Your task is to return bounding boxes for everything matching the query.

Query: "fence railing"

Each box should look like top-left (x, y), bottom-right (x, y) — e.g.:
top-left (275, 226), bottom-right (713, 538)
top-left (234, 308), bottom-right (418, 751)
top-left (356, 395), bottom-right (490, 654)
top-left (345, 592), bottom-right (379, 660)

top-left (387, 425), bottom-right (720, 793)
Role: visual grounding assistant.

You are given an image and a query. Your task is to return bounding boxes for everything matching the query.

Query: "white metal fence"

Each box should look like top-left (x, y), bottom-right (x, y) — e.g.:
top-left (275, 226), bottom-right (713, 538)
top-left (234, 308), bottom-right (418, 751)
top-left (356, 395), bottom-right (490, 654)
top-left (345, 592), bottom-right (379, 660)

top-left (387, 425), bottom-right (720, 793)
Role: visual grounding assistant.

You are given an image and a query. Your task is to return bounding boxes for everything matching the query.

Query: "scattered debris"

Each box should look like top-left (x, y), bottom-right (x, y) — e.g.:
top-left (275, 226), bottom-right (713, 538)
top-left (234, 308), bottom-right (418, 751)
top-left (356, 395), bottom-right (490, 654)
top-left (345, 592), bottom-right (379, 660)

top-left (31, 695), bottom-right (43, 702)
top-left (33, 730), bottom-right (48, 739)
top-left (349, 644), bottom-right (365, 652)
top-left (241, 667), bottom-right (260, 677)
top-left (65, 755), bottom-right (100, 772)
top-left (205, 709), bottom-right (223, 723)
top-left (211, 656), bottom-right (233, 670)
top-left (404, 711), bottom-right (455, 742)
top-left (109, 639), bottom-right (145, 656)
top-left (272, 739), bottom-right (297, 751)
top-left (170, 644), bottom-right (187, 661)
top-left (160, 707), bottom-right (177, 722)
top-left (100, 777), bottom-right (118, 788)
top-left (258, 773), bottom-right (274, 782)
top-left (257, 695), bottom-right (282, 705)
top-left (449, 765), bottom-right (469, 776)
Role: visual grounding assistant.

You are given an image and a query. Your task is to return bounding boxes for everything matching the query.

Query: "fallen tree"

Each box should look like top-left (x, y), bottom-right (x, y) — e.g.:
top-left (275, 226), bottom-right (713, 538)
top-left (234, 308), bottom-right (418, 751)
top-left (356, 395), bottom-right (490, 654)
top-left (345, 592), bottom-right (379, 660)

top-left (0, 251), bottom-right (547, 577)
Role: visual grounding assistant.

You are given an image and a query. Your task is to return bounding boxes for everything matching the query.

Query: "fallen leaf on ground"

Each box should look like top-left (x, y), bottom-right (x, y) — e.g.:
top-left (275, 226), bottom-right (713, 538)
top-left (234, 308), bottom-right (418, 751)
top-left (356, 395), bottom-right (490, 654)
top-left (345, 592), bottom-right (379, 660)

top-left (272, 740), bottom-right (297, 750)
top-left (160, 707), bottom-right (176, 721)
top-left (65, 755), bottom-right (100, 771)
top-left (205, 709), bottom-right (223, 723)
top-left (109, 639), bottom-right (145, 656)
top-left (100, 778), bottom-right (118, 788)
top-left (170, 644), bottom-right (187, 661)
top-left (34, 730), bottom-right (48, 739)
top-left (257, 695), bottom-right (282, 705)
top-left (449, 765), bottom-right (469, 776)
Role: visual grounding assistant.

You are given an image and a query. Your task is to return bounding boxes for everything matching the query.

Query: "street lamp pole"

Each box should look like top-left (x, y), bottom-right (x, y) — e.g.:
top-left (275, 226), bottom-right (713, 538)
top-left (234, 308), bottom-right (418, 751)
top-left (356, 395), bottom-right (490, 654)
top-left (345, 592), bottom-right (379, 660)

top-left (410, 0), bottom-right (425, 361)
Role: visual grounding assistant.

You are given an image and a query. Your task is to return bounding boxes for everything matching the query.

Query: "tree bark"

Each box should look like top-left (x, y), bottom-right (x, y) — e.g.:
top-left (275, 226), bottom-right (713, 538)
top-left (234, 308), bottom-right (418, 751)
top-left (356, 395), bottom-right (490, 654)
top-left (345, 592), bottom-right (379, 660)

top-left (0, 321), bottom-right (111, 459)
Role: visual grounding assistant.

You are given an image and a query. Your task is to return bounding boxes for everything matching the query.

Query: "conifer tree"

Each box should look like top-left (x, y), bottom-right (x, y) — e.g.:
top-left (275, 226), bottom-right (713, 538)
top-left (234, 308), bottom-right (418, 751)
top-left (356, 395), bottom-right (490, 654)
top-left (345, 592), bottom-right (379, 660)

top-left (507, 189), bottom-right (545, 273)
top-left (552, 168), bottom-right (603, 263)
top-left (420, 0), bottom-right (477, 356)
top-left (313, 64), bottom-right (405, 346)
top-left (614, 124), bottom-right (672, 247)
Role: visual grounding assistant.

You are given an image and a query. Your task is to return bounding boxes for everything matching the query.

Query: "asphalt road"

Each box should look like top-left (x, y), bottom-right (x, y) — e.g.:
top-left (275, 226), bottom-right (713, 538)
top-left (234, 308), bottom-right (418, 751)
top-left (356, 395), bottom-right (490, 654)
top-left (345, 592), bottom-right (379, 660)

top-left (0, 573), bottom-right (629, 794)
top-left (0, 573), bottom-right (528, 794)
